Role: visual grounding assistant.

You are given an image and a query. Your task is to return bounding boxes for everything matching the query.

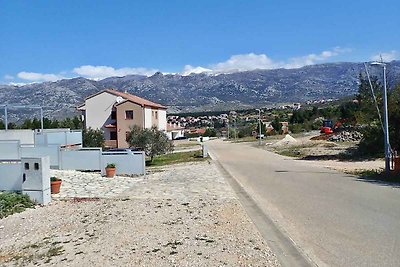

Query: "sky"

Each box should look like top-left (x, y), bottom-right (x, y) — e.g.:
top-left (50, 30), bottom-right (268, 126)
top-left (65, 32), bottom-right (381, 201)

top-left (0, 0), bottom-right (399, 84)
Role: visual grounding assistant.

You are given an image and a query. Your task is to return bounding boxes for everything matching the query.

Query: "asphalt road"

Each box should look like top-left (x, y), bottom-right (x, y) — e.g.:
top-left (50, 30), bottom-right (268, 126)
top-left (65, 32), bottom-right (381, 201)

top-left (208, 140), bottom-right (400, 267)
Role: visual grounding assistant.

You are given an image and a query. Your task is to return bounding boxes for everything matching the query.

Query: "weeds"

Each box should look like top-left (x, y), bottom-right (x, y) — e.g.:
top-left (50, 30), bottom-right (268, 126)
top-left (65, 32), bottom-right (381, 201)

top-left (0, 192), bottom-right (35, 219)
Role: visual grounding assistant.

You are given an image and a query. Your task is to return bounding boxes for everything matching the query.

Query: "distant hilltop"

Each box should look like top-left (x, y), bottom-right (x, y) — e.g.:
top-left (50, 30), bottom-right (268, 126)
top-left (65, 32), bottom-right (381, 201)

top-left (0, 61), bottom-right (399, 121)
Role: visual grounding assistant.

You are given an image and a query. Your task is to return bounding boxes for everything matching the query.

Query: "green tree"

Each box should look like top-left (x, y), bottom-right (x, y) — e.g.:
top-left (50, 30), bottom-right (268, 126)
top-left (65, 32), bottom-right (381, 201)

top-left (126, 126), bottom-right (173, 161)
top-left (271, 116), bottom-right (281, 134)
top-left (355, 73), bottom-right (382, 124)
top-left (83, 127), bottom-right (105, 148)
top-left (72, 116), bottom-right (83, 129)
top-left (204, 128), bottom-right (217, 137)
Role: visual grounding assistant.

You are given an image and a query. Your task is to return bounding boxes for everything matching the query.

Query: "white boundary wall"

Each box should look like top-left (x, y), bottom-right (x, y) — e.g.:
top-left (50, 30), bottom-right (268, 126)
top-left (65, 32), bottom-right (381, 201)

top-left (0, 130), bottom-right (34, 144)
top-left (0, 160), bottom-right (22, 191)
top-left (59, 148), bottom-right (102, 171)
top-left (0, 142), bottom-right (145, 176)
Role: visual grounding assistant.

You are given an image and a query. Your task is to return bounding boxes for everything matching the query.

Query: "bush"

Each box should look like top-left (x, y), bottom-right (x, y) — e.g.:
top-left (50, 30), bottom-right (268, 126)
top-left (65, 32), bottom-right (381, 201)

top-left (83, 127), bottom-right (105, 147)
top-left (126, 126), bottom-right (174, 161)
top-left (0, 192), bottom-right (35, 219)
top-left (204, 128), bottom-right (217, 137)
top-left (358, 125), bottom-right (384, 156)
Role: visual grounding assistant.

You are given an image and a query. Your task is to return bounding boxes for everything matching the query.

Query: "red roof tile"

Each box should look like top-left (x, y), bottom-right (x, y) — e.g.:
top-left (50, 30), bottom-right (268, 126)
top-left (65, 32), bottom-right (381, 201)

top-left (77, 89), bottom-right (167, 110)
top-left (106, 89), bottom-right (167, 109)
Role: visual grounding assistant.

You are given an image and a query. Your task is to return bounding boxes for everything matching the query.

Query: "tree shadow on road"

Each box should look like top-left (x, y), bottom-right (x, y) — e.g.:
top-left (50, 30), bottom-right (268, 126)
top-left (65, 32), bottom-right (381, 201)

top-left (346, 170), bottom-right (400, 188)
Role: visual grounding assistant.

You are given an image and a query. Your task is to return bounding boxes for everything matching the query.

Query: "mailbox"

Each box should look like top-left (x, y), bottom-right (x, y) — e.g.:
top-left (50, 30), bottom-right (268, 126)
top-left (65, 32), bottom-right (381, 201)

top-left (21, 156), bottom-right (51, 205)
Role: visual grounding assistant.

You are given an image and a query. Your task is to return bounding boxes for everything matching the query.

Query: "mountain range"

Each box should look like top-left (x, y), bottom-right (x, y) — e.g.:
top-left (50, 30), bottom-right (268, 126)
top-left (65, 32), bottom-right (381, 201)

top-left (1, 61), bottom-right (399, 121)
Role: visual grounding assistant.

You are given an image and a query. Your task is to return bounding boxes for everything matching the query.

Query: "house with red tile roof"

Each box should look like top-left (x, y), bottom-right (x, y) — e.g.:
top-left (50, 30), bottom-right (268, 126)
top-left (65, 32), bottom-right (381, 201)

top-left (77, 89), bottom-right (167, 148)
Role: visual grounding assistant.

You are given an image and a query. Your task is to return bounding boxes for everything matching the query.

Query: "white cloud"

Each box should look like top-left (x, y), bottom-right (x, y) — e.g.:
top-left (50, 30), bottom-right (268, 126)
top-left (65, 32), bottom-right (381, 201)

top-left (17, 71), bottom-right (65, 82)
top-left (211, 53), bottom-right (278, 73)
top-left (72, 65), bottom-right (158, 80)
top-left (182, 65), bottom-right (212, 76)
top-left (181, 47), bottom-right (350, 74)
top-left (284, 47), bottom-right (350, 68)
top-left (11, 47), bottom-right (352, 82)
top-left (371, 50), bottom-right (398, 62)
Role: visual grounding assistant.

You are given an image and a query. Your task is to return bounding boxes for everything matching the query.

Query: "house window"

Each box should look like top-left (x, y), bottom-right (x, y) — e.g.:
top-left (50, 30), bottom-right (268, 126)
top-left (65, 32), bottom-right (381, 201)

top-left (110, 131), bottom-right (117, 140)
top-left (125, 110), bottom-right (133, 120)
top-left (155, 111), bottom-right (158, 119)
top-left (111, 110), bottom-right (116, 120)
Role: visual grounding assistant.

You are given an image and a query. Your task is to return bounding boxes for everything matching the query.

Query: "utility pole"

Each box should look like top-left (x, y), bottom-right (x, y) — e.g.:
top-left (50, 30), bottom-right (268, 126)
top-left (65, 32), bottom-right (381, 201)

top-left (371, 61), bottom-right (391, 176)
top-left (227, 119), bottom-right (230, 139)
top-left (256, 109), bottom-right (262, 145)
top-left (4, 105), bottom-right (8, 130)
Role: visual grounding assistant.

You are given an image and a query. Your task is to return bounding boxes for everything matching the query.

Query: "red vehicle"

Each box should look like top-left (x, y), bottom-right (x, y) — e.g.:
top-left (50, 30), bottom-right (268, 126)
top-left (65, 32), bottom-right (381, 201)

top-left (320, 119), bottom-right (334, 134)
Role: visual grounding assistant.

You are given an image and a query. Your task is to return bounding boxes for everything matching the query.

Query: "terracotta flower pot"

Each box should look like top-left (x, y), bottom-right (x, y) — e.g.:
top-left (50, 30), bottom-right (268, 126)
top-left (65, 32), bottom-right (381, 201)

top-left (51, 180), bottom-right (62, 194)
top-left (105, 167), bottom-right (116, 178)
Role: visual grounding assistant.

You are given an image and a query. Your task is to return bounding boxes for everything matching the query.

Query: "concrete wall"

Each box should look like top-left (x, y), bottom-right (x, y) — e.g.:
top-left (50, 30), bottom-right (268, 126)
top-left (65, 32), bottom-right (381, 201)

top-left (0, 140), bottom-right (20, 160)
top-left (158, 109), bottom-right (167, 131)
top-left (116, 101), bottom-right (143, 148)
top-left (85, 91), bottom-right (116, 130)
top-left (34, 129), bottom-right (82, 146)
top-left (0, 161), bottom-right (22, 191)
top-left (144, 107), bottom-right (152, 129)
top-left (0, 130), bottom-right (34, 144)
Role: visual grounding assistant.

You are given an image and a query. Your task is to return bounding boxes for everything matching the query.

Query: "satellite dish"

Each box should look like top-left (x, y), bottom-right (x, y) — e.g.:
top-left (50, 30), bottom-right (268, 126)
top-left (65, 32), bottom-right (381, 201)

top-left (116, 96), bottom-right (123, 103)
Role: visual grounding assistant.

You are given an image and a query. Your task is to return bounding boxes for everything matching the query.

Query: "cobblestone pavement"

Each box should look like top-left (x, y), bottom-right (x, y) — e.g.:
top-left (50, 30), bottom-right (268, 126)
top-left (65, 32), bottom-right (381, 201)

top-left (50, 170), bottom-right (143, 199)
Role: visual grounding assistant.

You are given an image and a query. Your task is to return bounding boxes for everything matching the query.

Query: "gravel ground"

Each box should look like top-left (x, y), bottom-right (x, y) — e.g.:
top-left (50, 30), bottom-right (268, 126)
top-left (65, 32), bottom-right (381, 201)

top-left (0, 161), bottom-right (280, 267)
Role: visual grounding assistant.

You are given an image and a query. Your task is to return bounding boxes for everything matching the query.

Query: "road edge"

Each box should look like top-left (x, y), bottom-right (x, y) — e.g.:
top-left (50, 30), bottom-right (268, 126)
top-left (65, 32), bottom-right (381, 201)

top-left (209, 151), bottom-right (316, 267)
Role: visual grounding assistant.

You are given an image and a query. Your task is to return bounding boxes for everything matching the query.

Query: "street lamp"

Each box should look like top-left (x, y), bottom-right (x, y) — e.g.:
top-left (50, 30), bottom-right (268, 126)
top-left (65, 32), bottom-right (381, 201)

top-left (371, 61), bottom-right (391, 176)
top-left (256, 109), bottom-right (263, 145)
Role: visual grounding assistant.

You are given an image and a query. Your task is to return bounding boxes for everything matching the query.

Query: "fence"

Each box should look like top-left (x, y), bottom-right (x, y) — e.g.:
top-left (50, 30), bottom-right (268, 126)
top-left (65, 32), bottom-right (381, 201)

top-left (59, 148), bottom-right (102, 171)
top-left (0, 160), bottom-right (22, 191)
top-left (0, 140), bottom-right (20, 160)
top-left (20, 145), bottom-right (60, 168)
top-left (0, 142), bottom-right (145, 175)
top-left (101, 151), bottom-right (146, 175)
top-left (34, 129), bottom-right (82, 146)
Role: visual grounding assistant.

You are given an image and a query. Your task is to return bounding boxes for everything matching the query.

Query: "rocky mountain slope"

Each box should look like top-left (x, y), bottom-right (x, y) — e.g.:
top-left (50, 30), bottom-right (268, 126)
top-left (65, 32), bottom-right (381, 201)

top-left (1, 61), bottom-right (399, 120)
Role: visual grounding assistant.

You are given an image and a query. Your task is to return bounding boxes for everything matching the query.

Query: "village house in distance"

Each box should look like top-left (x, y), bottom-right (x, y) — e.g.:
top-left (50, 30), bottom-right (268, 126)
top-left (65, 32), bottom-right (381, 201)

top-left (77, 89), bottom-right (175, 148)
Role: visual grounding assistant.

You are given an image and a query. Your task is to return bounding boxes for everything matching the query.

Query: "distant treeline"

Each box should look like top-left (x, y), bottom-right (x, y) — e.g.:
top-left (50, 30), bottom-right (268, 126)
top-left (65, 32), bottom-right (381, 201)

top-left (0, 116), bottom-right (83, 130)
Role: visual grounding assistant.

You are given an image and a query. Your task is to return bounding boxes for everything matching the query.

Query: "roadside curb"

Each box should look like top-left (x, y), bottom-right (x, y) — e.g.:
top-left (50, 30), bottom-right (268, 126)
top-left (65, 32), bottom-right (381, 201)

top-left (210, 151), bottom-right (315, 267)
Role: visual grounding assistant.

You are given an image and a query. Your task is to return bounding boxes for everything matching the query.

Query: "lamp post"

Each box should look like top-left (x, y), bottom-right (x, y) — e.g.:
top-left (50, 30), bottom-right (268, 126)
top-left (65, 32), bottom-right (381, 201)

top-left (371, 61), bottom-right (390, 176)
top-left (256, 109), bottom-right (262, 145)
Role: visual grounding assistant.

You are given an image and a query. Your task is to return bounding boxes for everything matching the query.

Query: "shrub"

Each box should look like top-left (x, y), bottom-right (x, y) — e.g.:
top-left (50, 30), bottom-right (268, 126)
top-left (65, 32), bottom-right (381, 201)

top-left (0, 192), bottom-right (35, 219)
top-left (50, 176), bottom-right (61, 182)
top-left (83, 127), bottom-right (105, 148)
top-left (126, 126), bottom-right (174, 161)
top-left (106, 163), bottom-right (116, 168)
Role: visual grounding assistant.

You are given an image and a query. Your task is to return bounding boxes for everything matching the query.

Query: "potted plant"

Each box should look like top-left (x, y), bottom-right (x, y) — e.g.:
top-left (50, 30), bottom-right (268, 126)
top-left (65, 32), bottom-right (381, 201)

top-left (105, 163), bottom-right (116, 178)
top-left (50, 176), bottom-right (62, 194)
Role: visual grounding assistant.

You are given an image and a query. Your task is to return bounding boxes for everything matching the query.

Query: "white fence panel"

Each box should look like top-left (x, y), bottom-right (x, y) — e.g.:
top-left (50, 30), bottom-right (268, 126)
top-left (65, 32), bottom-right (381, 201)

top-left (60, 148), bottom-right (102, 170)
top-left (0, 130), bottom-right (34, 144)
top-left (20, 145), bottom-right (60, 168)
top-left (0, 140), bottom-right (20, 160)
top-left (0, 161), bottom-right (22, 191)
top-left (34, 129), bottom-right (82, 146)
top-left (66, 131), bottom-right (82, 145)
top-left (101, 151), bottom-right (145, 175)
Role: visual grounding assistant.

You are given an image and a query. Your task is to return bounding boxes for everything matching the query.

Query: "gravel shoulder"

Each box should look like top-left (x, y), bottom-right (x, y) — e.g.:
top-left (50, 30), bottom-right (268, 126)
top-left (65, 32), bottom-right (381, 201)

top-left (263, 132), bottom-right (385, 173)
top-left (0, 161), bottom-right (280, 267)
